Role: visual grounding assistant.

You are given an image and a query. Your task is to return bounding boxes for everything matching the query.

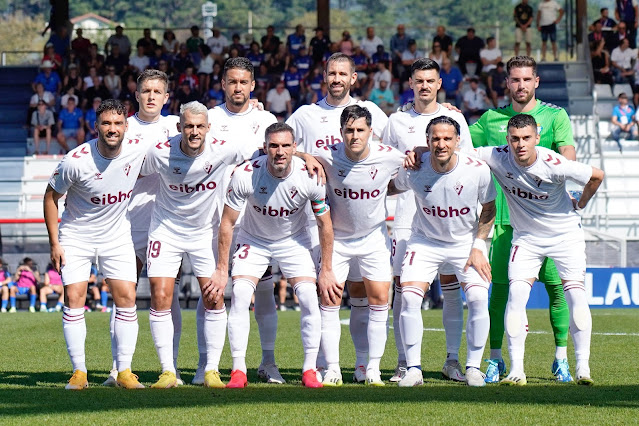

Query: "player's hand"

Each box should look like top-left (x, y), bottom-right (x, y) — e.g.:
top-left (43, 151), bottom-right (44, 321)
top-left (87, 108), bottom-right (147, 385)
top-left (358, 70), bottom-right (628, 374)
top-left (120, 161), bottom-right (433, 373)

top-left (317, 268), bottom-right (342, 305)
top-left (403, 151), bottom-right (416, 169)
top-left (50, 243), bottom-right (66, 274)
top-left (408, 146), bottom-right (429, 170)
top-left (464, 248), bottom-right (491, 283)
top-left (248, 98), bottom-right (265, 111)
top-left (203, 268), bottom-right (228, 305)
top-left (440, 102), bottom-right (461, 113)
top-left (302, 153), bottom-right (326, 185)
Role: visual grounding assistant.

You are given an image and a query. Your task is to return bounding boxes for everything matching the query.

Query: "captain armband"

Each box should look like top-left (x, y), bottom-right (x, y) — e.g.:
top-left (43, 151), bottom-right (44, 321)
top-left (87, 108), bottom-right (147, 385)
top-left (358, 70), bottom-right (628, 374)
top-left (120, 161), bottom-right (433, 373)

top-left (311, 198), bottom-right (330, 216)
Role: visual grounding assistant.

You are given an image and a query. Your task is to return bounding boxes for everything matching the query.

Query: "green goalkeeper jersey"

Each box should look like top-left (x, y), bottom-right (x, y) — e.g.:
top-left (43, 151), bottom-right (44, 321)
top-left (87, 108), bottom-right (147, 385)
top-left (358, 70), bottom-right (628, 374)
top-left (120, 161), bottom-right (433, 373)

top-left (469, 99), bottom-right (575, 225)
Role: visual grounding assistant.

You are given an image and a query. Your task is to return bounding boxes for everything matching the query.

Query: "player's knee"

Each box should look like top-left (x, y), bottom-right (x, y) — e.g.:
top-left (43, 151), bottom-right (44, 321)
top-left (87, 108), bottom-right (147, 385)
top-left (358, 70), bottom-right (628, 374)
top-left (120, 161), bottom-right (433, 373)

top-left (401, 286), bottom-right (424, 310)
top-left (505, 311), bottom-right (521, 337)
top-left (465, 285), bottom-right (488, 305)
top-left (572, 305), bottom-right (591, 331)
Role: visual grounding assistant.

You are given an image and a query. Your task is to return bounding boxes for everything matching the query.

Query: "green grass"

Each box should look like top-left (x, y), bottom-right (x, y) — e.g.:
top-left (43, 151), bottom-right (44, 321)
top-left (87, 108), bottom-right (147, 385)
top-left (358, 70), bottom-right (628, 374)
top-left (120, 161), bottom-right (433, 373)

top-left (1, 308), bottom-right (638, 424)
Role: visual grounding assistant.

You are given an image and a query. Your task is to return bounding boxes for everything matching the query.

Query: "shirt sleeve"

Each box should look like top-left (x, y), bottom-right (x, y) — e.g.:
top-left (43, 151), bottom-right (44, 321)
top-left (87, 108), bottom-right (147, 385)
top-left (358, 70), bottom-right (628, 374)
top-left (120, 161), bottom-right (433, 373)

top-left (384, 145), bottom-right (406, 177)
top-left (308, 179), bottom-right (329, 217)
top-left (552, 108), bottom-right (575, 147)
top-left (140, 147), bottom-right (160, 177)
top-left (469, 116), bottom-right (488, 148)
top-left (225, 166), bottom-right (251, 212)
top-left (48, 155), bottom-right (76, 195)
top-left (393, 167), bottom-right (411, 191)
top-left (381, 115), bottom-right (398, 148)
top-left (559, 159), bottom-right (593, 187)
top-left (478, 164), bottom-right (497, 203)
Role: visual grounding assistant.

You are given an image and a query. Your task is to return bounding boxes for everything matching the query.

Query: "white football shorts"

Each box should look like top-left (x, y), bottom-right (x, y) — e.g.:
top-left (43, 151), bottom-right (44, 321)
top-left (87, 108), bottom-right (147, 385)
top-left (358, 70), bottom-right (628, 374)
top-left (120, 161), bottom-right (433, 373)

top-left (333, 224), bottom-right (391, 284)
top-left (132, 229), bottom-right (149, 263)
top-left (60, 237), bottom-right (137, 285)
top-left (146, 230), bottom-right (215, 278)
top-left (392, 227), bottom-right (456, 277)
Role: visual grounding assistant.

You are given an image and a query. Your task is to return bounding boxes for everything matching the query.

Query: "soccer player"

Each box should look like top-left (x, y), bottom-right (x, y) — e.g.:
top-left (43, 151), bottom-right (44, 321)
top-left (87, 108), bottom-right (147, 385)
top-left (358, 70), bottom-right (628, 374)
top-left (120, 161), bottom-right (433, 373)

top-left (315, 105), bottom-right (404, 386)
top-left (286, 52), bottom-right (388, 381)
top-left (44, 99), bottom-right (146, 390)
top-left (470, 56), bottom-right (577, 383)
top-left (140, 101), bottom-right (252, 389)
top-left (382, 58), bottom-right (474, 383)
top-left (103, 69), bottom-right (182, 387)
top-left (392, 116), bottom-right (496, 387)
top-left (206, 122), bottom-right (337, 389)
top-left (473, 114), bottom-right (603, 385)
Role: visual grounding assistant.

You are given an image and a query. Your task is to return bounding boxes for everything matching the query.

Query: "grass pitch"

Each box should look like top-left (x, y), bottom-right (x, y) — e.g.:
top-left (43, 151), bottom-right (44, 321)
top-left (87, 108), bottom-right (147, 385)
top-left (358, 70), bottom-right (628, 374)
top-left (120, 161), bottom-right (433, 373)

top-left (0, 308), bottom-right (637, 424)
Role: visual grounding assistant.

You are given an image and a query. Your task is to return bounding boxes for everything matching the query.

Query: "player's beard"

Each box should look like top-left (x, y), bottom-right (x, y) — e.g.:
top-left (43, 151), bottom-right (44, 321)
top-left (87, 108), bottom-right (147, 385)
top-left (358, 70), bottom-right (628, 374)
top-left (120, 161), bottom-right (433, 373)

top-left (227, 91), bottom-right (248, 108)
top-left (512, 89), bottom-right (534, 107)
top-left (98, 132), bottom-right (124, 155)
top-left (328, 81), bottom-right (350, 102)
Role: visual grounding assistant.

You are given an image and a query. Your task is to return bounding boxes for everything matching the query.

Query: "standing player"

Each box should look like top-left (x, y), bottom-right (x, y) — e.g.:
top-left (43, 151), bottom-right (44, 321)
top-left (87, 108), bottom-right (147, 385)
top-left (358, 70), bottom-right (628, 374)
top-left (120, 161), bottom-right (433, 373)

top-left (206, 122), bottom-right (337, 389)
top-left (470, 56), bottom-right (577, 383)
top-left (473, 114), bottom-right (603, 385)
top-left (140, 101), bottom-right (252, 389)
top-left (392, 116), bottom-right (496, 387)
top-left (44, 99), bottom-right (145, 390)
top-left (315, 105), bottom-right (404, 386)
top-left (382, 58), bottom-right (474, 383)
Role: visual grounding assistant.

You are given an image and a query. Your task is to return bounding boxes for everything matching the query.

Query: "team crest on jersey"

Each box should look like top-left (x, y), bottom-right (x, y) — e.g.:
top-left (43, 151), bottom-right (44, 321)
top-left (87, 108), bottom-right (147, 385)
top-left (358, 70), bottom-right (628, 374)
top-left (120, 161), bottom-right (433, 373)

top-left (289, 186), bottom-right (298, 199)
top-left (123, 163), bottom-right (131, 176)
top-left (537, 124), bottom-right (543, 135)
top-left (173, 167), bottom-right (181, 174)
top-left (320, 116), bottom-right (328, 123)
top-left (506, 172), bottom-right (514, 179)
top-left (220, 125), bottom-right (229, 132)
top-left (204, 161), bottom-right (213, 174)
top-left (94, 172), bottom-right (103, 180)
top-left (499, 125), bottom-right (507, 132)
top-left (369, 166), bottom-right (378, 180)
top-left (424, 185), bottom-right (432, 192)
top-left (259, 186), bottom-right (268, 194)
top-left (408, 126), bottom-right (415, 134)
top-left (338, 169), bottom-right (346, 177)
top-left (251, 122), bottom-right (260, 134)
top-left (533, 176), bottom-right (543, 187)
top-left (454, 181), bottom-right (463, 195)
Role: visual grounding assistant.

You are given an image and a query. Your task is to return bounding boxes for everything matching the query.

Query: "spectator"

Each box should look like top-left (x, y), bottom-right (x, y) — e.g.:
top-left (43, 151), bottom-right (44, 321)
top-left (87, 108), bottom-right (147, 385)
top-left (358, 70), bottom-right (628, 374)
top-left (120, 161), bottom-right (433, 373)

top-left (282, 62), bottom-right (305, 109)
top-left (103, 65), bottom-right (122, 98)
top-left (209, 61), bottom-right (223, 87)
top-left (590, 40), bottom-right (614, 87)
top-left (136, 28), bottom-right (158, 56)
top-left (360, 26), bottom-right (384, 59)
top-left (206, 28), bottom-right (229, 60)
top-left (86, 43), bottom-right (105, 74)
top-left (368, 78), bottom-right (395, 114)
top-left (338, 31), bottom-right (354, 56)
top-left (42, 42), bottom-right (63, 71)
top-left (401, 39), bottom-right (424, 83)
top-left (514, 0), bottom-right (534, 56)
top-left (372, 59), bottom-right (392, 89)
top-left (129, 44), bottom-right (150, 73)
top-left (390, 24), bottom-right (409, 78)
top-left (480, 36), bottom-right (503, 76)
top-left (294, 45), bottom-right (312, 77)
top-left (589, 21), bottom-right (606, 45)
top-left (287, 24), bottom-right (306, 56)
top-left (309, 27), bottom-right (331, 67)
top-left (123, 99), bottom-right (136, 117)
top-left (591, 7), bottom-right (617, 31)
top-left (56, 96), bottom-right (84, 151)
top-left (267, 45), bottom-right (287, 76)
top-left (40, 263), bottom-right (63, 312)
top-left (118, 78), bottom-right (139, 110)
top-left (254, 63), bottom-right (271, 102)
top-left (47, 26), bottom-right (70, 60)
top-left (82, 66), bottom-right (102, 90)
top-left (399, 81), bottom-right (414, 105)
top-left (105, 25), bottom-right (131, 57)
top-left (615, 0), bottom-right (639, 48)
top-left (305, 65), bottom-right (323, 103)
top-left (611, 92), bottom-right (637, 152)
top-left (487, 61), bottom-right (508, 107)
top-left (246, 41), bottom-right (265, 69)
top-left (205, 80), bottom-right (225, 106)
top-left (439, 57), bottom-right (464, 106)
top-left (83, 76), bottom-right (110, 108)
top-left (229, 33), bottom-right (246, 57)
top-left (31, 99), bottom-right (55, 154)
top-left (608, 21), bottom-right (630, 52)
top-left (455, 27), bottom-right (485, 76)
top-left (352, 46), bottom-right (369, 74)
top-left (536, 0), bottom-right (564, 61)
top-left (162, 29), bottom-right (179, 58)
top-left (63, 64), bottom-right (83, 97)
top-left (611, 38), bottom-right (635, 84)
top-left (11, 257), bottom-right (39, 313)
top-left (60, 86), bottom-right (79, 111)
top-left (261, 25), bottom-right (281, 57)
top-left (171, 81), bottom-right (200, 114)
top-left (84, 97), bottom-right (101, 141)
top-left (149, 45), bottom-right (170, 69)
top-left (71, 28), bottom-right (91, 66)
top-left (0, 257), bottom-right (13, 313)
top-left (32, 60), bottom-right (61, 95)
top-left (371, 44), bottom-right (391, 67)
top-left (186, 25), bottom-right (205, 66)
top-left (266, 80), bottom-right (292, 120)
top-left (105, 43), bottom-right (129, 75)
top-left (463, 77), bottom-right (490, 121)
top-left (429, 41), bottom-right (447, 67)
top-left (198, 45), bottom-right (214, 93)
top-left (433, 25), bottom-right (454, 56)
top-left (30, 82), bottom-right (56, 111)
top-left (173, 44), bottom-right (194, 74)
top-left (178, 65), bottom-right (199, 91)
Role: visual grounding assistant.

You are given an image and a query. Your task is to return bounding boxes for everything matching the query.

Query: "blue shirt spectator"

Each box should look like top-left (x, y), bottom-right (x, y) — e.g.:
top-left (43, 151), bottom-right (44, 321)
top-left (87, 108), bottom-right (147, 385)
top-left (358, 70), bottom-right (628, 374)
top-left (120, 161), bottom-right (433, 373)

top-left (294, 48), bottom-right (313, 76)
top-left (33, 66), bottom-right (61, 94)
top-left (440, 60), bottom-right (464, 98)
top-left (371, 46), bottom-right (391, 65)
top-left (59, 106), bottom-right (83, 130)
top-left (287, 25), bottom-right (306, 56)
top-left (283, 66), bottom-right (304, 96)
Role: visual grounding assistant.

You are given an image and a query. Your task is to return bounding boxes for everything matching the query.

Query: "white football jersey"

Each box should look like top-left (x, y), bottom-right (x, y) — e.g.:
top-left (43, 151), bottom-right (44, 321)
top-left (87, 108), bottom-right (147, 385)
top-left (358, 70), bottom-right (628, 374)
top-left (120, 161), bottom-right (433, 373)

top-left (316, 143), bottom-right (404, 240)
top-left (141, 134), bottom-right (247, 239)
top-left (286, 96), bottom-right (388, 155)
top-left (394, 151), bottom-right (496, 244)
top-left (49, 138), bottom-right (147, 244)
top-left (127, 114), bottom-right (180, 232)
top-left (225, 156), bottom-right (329, 242)
top-left (383, 104), bottom-right (473, 230)
top-left (473, 145), bottom-right (593, 245)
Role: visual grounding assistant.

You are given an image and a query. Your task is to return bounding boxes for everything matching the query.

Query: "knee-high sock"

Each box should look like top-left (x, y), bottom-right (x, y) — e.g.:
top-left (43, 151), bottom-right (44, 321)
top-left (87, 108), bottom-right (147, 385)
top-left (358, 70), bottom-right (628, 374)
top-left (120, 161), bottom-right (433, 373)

top-left (441, 281), bottom-right (463, 360)
top-left (349, 297), bottom-right (369, 368)
top-left (464, 286), bottom-right (490, 369)
top-left (204, 305), bottom-right (227, 372)
top-left (320, 304), bottom-right (341, 372)
top-left (294, 281), bottom-right (320, 372)
top-left (544, 282), bottom-right (569, 349)
top-left (196, 297), bottom-right (206, 370)
top-left (114, 305), bottom-right (138, 372)
top-left (255, 274), bottom-right (277, 365)
top-left (392, 284), bottom-right (405, 363)
top-left (505, 280), bottom-right (532, 374)
top-left (228, 278), bottom-right (255, 373)
top-left (400, 286), bottom-right (425, 368)
top-left (171, 279), bottom-right (182, 370)
top-left (63, 306), bottom-right (87, 373)
top-left (110, 306), bottom-right (117, 370)
top-left (488, 282), bottom-right (509, 355)
top-left (563, 281), bottom-right (592, 374)
top-left (367, 304), bottom-right (388, 372)
top-left (149, 308), bottom-right (174, 373)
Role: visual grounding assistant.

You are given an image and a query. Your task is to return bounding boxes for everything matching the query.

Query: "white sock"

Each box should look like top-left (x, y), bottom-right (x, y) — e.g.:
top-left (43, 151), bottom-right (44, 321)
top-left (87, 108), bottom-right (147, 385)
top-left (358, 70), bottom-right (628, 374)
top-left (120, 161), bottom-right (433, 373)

top-left (505, 280), bottom-right (532, 375)
top-left (349, 297), bottom-right (369, 368)
top-left (563, 281), bottom-right (592, 373)
top-left (171, 279), bottom-right (182, 370)
top-left (204, 306), bottom-right (227, 372)
top-left (196, 297), bottom-right (206, 370)
top-left (320, 304), bottom-right (341, 373)
top-left (400, 286), bottom-right (425, 368)
top-left (63, 306), bottom-right (87, 373)
top-left (555, 346), bottom-right (567, 360)
top-left (367, 304), bottom-right (388, 372)
top-left (228, 278), bottom-right (255, 374)
top-left (110, 306), bottom-right (117, 370)
top-left (441, 281), bottom-right (463, 361)
top-left (490, 349), bottom-right (502, 360)
top-left (392, 283), bottom-right (405, 364)
top-left (464, 286), bottom-right (489, 369)
top-left (294, 281), bottom-right (320, 372)
top-left (255, 275), bottom-right (277, 365)
top-left (149, 308), bottom-right (175, 373)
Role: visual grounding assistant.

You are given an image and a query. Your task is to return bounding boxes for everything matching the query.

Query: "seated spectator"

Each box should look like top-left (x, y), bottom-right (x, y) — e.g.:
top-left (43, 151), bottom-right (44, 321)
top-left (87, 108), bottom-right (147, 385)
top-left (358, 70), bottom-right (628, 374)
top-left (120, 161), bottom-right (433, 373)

top-left (463, 77), bottom-right (490, 122)
top-left (229, 33), bottom-right (246, 57)
top-left (246, 41), bottom-right (265, 69)
top-left (105, 43), bottom-right (129, 75)
top-left (261, 25), bottom-right (281, 58)
top-left (254, 63), bottom-right (271, 102)
top-left (439, 57), bottom-right (464, 106)
top-left (123, 99), bottom-right (136, 117)
top-left (368, 79), bottom-right (396, 115)
top-left (266, 80), bottom-right (292, 121)
top-left (480, 36), bottom-right (502, 77)
top-left (149, 45), bottom-right (169, 70)
top-left (63, 64), bottom-right (83, 98)
top-left (47, 26), bottom-right (70, 59)
top-left (30, 82), bottom-right (56, 110)
top-left (305, 66), bottom-right (324, 104)
top-left (205, 81), bottom-right (225, 106)
top-left (0, 257), bottom-right (13, 313)
top-left (171, 81), bottom-right (200, 114)
top-left (338, 31), bottom-right (354, 56)
top-left (294, 46), bottom-right (312, 77)
top-left (360, 26), bottom-right (384, 59)
top-left (428, 41), bottom-right (447, 68)
top-left (186, 25), bottom-right (205, 67)
top-left (372, 60), bottom-right (392, 89)
top-left (487, 61), bottom-right (508, 107)
top-left (209, 61), bottom-right (223, 88)
top-left (371, 44), bottom-right (391, 69)
top-left (610, 92), bottom-right (637, 152)
top-left (207, 28), bottom-right (229, 60)
top-left (32, 61), bottom-right (61, 96)
top-left (84, 97), bottom-right (101, 141)
top-left (173, 44), bottom-right (194, 74)
top-left (283, 63), bottom-right (305, 109)
top-left (31, 100), bottom-right (55, 154)
top-left (162, 29), bottom-right (179, 58)
top-left (60, 86), bottom-right (80, 110)
top-left (10, 257), bottom-right (39, 313)
top-left (57, 97), bottom-right (84, 151)
top-left (267, 45), bottom-right (287, 76)
top-left (83, 66), bottom-right (102, 90)
top-left (40, 263), bottom-right (63, 312)
top-left (287, 24), bottom-right (306, 57)
top-left (399, 81), bottom-right (414, 106)
top-left (401, 39), bottom-right (424, 83)
top-left (198, 45), bottom-right (214, 93)
top-left (352, 46), bottom-right (369, 74)
top-left (119, 77), bottom-right (140, 110)
top-left (129, 44), bottom-right (150, 74)
top-left (86, 43), bottom-right (105, 74)
top-left (178, 65), bottom-right (199, 91)
top-left (137, 28), bottom-right (158, 56)
top-left (104, 65), bottom-right (122, 98)
top-left (42, 42), bottom-right (63, 71)
top-left (590, 40), bottom-right (613, 87)
top-left (610, 38), bottom-right (635, 85)
top-left (84, 77), bottom-right (111, 109)
top-left (71, 28), bottom-right (91, 67)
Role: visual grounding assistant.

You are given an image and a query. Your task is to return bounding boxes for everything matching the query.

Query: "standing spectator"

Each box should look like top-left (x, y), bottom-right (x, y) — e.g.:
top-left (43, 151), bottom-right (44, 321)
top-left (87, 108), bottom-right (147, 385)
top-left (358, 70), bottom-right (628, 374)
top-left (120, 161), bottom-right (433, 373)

top-left (592, 7), bottom-right (618, 31)
top-left (611, 38), bottom-right (635, 84)
top-left (616, 0), bottom-right (639, 48)
top-left (266, 80), bottom-right (292, 120)
top-left (129, 44), bottom-right (150, 73)
top-left (32, 100), bottom-right (55, 154)
top-left (514, 0), bottom-right (534, 56)
top-left (206, 28), bottom-right (229, 60)
top-left (47, 26), bottom-right (70, 60)
top-left (487, 61), bottom-right (508, 107)
top-left (429, 41), bottom-right (447, 67)
top-left (591, 40), bottom-right (614, 87)
top-left (0, 258), bottom-right (13, 313)
top-left (433, 25), bottom-right (454, 56)
top-left (360, 26), bottom-right (384, 59)
top-left (537, 0), bottom-right (564, 61)
top-left (105, 25), bottom-right (131, 57)
top-left (162, 29), bottom-right (179, 58)
top-left (136, 28), bottom-right (158, 56)
top-left (40, 263), bottom-right (64, 312)
top-left (11, 258), bottom-right (39, 313)
top-left (32, 61), bottom-right (61, 96)
top-left (71, 28), bottom-right (91, 67)
top-left (105, 43), bottom-right (129, 75)
top-left (338, 31), bottom-right (354, 56)
top-left (198, 45), bottom-right (214, 93)
top-left (309, 27), bottom-right (331, 67)
top-left (611, 92), bottom-right (637, 152)
top-left (480, 36), bottom-right (503, 76)
top-left (287, 24), bottom-right (306, 56)
top-left (463, 77), bottom-right (490, 121)
top-left (368, 79), bottom-right (395, 114)
top-left (455, 27), bottom-right (485, 76)
top-left (84, 97), bottom-right (101, 141)
top-left (118, 78), bottom-right (140, 110)
top-left (186, 25), bottom-right (205, 67)
top-left (42, 42), bottom-right (63, 71)
top-left (261, 25), bottom-right (281, 57)
top-left (104, 65), bottom-right (122, 98)
top-left (57, 97), bottom-right (84, 151)
top-left (439, 57), bottom-right (464, 106)
top-left (390, 24), bottom-right (409, 78)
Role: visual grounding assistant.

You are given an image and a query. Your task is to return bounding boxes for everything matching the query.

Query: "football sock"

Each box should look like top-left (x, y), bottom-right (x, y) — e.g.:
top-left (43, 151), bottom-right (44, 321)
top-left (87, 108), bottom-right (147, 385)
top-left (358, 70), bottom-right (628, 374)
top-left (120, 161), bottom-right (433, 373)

top-left (204, 306), bottom-right (227, 372)
top-left (294, 281), bottom-right (320, 372)
top-left (29, 294), bottom-right (36, 307)
top-left (545, 281), bottom-right (569, 347)
top-left (171, 280), bottom-right (182, 370)
top-left (150, 308), bottom-right (174, 373)
top-left (9, 296), bottom-right (16, 308)
top-left (1, 299), bottom-right (7, 309)
top-left (349, 297), bottom-right (369, 368)
top-left (464, 285), bottom-right (489, 369)
top-left (441, 281), bottom-right (462, 361)
top-left (228, 278), bottom-right (255, 374)
top-left (490, 349), bottom-right (502, 360)
top-left (62, 306), bottom-right (87, 373)
top-left (563, 281), bottom-right (592, 370)
top-left (392, 283), bottom-right (405, 363)
top-left (400, 286), bottom-right (425, 368)
top-left (488, 281), bottom-right (509, 350)
top-left (367, 304), bottom-right (388, 372)
top-left (114, 305), bottom-right (138, 372)
top-left (319, 304), bottom-right (341, 372)
top-left (555, 346), bottom-right (567, 360)
top-left (100, 290), bottom-right (108, 307)
top-left (196, 297), bottom-right (206, 370)
top-left (255, 275), bottom-right (278, 364)
top-left (110, 305), bottom-right (117, 370)
top-left (505, 280), bottom-right (532, 375)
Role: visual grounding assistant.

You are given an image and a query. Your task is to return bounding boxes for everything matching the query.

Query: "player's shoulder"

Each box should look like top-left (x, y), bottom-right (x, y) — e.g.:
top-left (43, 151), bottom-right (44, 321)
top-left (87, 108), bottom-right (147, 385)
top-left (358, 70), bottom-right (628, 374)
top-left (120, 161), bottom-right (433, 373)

top-left (536, 100), bottom-right (566, 115)
top-left (457, 151), bottom-right (489, 170)
top-left (356, 99), bottom-right (386, 115)
top-left (65, 140), bottom-right (97, 161)
top-left (237, 156), bottom-right (265, 175)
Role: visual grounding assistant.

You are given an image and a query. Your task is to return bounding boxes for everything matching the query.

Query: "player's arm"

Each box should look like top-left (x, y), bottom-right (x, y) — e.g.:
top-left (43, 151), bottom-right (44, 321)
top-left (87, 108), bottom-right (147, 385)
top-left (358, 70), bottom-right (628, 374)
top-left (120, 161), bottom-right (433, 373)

top-left (294, 152), bottom-right (326, 185)
top-left (574, 166), bottom-right (604, 211)
top-left (553, 110), bottom-right (576, 160)
top-left (44, 184), bottom-right (65, 273)
top-left (387, 179), bottom-right (408, 196)
top-left (464, 200), bottom-right (496, 282)
top-left (315, 204), bottom-right (340, 305)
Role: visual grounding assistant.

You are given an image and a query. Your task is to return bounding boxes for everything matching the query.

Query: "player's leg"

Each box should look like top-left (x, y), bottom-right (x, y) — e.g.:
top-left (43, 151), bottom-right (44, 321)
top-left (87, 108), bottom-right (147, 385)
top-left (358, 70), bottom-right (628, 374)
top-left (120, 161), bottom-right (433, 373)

top-left (390, 228), bottom-right (409, 382)
top-left (33, 128), bottom-right (41, 154)
top-left (440, 272), bottom-right (465, 382)
top-left (1, 285), bottom-right (8, 312)
top-left (9, 284), bottom-right (17, 312)
top-left (541, 30), bottom-right (548, 61)
top-left (171, 271), bottom-right (182, 384)
top-left (45, 127), bottom-right (52, 154)
top-left (347, 277), bottom-right (368, 383)
top-left (514, 28), bottom-right (522, 56)
top-left (27, 284), bottom-right (37, 311)
top-left (277, 274), bottom-right (287, 310)
top-left (53, 285), bottom-right (64, 311)
top-left (550, 29), bottom-right (558, 61)
top-left (525, 30), bottom-right (532, 56)
top-left (40, 285), bottom-right (53, 311)
top-left (255, 269), bottom-right (285, 384)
